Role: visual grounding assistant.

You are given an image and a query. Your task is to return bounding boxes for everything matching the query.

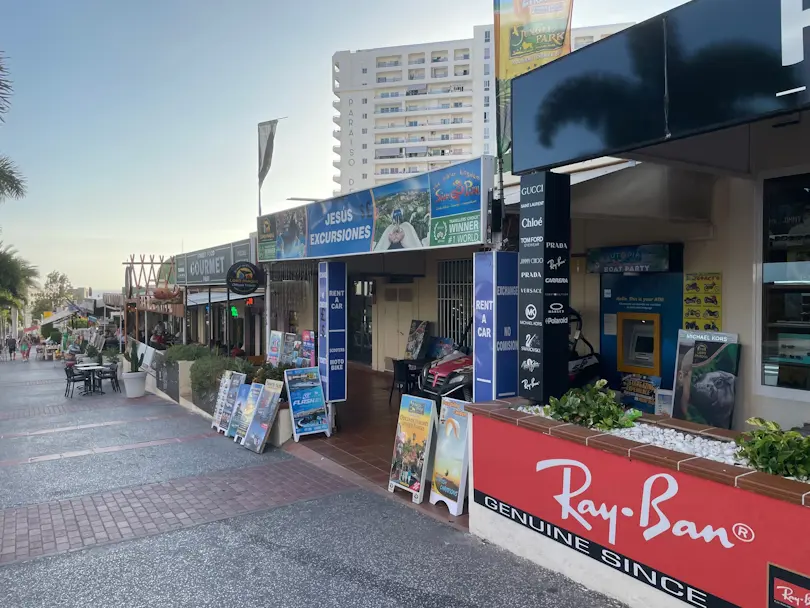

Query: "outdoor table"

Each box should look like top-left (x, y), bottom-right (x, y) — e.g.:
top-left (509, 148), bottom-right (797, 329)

top-left (77, 365), bottom-right (106, 396)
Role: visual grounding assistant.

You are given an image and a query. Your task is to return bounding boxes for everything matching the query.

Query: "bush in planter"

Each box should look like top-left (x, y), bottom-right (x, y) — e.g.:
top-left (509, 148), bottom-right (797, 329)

top-left (48, 329), bottom-right (61, 345)
top-left (189, 355), bottom-right (257, 415)
top-left (253, 363), bottom-right (294, 401)
top-left (165, 344), bottom-right (211, 364)
top-left (735, 417), bottom-right (810, 481)
top-left (102, 347), bottom-right (120, 364)
top-left (86, 345), bottom-right (99, 358)
top-left (544, 379), bottom-right (643, 431)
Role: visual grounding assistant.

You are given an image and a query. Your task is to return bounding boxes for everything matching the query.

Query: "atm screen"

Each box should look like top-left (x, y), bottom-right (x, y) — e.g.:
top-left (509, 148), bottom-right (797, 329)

top-left (634, 335), bottom-right (655, 354)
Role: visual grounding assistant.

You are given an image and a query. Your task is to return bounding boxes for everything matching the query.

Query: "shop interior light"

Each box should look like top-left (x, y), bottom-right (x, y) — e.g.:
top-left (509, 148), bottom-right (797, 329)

top-left (230, 306), bottom-right (238, 317)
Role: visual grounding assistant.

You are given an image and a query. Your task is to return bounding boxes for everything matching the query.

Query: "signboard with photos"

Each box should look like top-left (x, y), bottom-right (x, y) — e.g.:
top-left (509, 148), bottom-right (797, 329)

top-left (389, 394), bottom-right (437, 504)
top-left (257, 157), bottom-right (494, 262)
top-left (242, 380), bottom-right (284, 454)
top-left (683, 272), bottom-right (722, 332)
top-left (429, 397), bottom-right (470, 516)
top-left (284, 367), bottom-right (331, 441)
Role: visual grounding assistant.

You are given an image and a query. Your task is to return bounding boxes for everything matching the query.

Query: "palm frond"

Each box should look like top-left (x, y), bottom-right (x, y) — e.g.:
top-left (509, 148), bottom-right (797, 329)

top-left (0, 52), bottom-right (11, 119)
top-left (0, 156), bottom-right (26, 201)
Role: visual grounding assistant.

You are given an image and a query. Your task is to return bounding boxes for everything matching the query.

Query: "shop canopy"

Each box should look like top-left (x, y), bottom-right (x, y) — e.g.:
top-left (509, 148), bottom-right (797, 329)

top-left (186, 291), bottom-right (253, 308)
top-left (39, 309), bottom-right (77, 326)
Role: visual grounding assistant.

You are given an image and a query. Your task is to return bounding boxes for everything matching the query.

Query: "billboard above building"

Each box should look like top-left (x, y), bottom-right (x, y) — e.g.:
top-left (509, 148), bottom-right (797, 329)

top-left (257, 156), bottom-right (495, 263)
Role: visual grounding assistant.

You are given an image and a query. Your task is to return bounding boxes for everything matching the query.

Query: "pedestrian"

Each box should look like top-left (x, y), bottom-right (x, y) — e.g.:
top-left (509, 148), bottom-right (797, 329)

top-left (5, 334), bottom-right (17, 361)
top-left (20, 338), bottom-right (30, 362)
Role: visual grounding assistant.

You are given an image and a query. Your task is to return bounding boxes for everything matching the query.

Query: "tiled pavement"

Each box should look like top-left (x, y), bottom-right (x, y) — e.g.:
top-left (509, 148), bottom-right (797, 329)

top-left (0, 360), bottom-right (625, 607)
top-left (0, 459), bottom-right (350, 564)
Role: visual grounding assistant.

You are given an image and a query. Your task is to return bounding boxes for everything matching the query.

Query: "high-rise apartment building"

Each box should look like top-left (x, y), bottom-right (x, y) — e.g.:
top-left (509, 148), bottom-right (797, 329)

top-left (332, 22), bottom-right (633, 195)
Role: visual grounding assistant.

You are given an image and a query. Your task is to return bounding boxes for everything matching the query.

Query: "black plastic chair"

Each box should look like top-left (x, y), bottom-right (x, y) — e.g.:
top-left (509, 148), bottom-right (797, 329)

top-left (389, 359), bottom-right (412, 406)
top-left (64, 366), bottom-right (89, 398)
top-left (100, 363), bottom-right (120, 393)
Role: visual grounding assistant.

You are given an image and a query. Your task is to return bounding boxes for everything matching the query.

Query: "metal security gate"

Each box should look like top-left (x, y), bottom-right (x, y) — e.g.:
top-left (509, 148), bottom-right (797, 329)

top-left (437, 259), bottom-right (473, 344)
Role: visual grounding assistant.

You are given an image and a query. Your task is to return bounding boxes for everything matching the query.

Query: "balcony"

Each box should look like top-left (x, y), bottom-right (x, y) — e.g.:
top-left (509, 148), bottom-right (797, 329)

top-left (332, 115), bottom-right (340, 125)
top-left (402, 103), bottom-right (473, 113)
top-left (332, 145), bottom-right (341, 154)
top-left (431, 56), bottom-right (448, 63)
top-left (332, 160), bottom-right (341, 169)
top-left (455, 54), bottom-right (470, 61)
top-left (377, 77), bottom-right (403, 84)
top-left (374, 108), bottom-right (403, 114)
top-left (408, 59), bottom-right (426, 65)
top-left (374, 119), bottom-right (473, 131)
top-left (376, 60), bottom-right (401, 68)
top-left (332, 99), bottom-right (340, 110)
top-left (332, 129), bottom-right (341, 140)
top-left (375, 137), bottom-right (405, 145)
top-left (333, 189), bottom-right (342, 197)
top-left (376, 91), bottom-right (402, 99)
top-left (332, 175), bottom-right (341, 184)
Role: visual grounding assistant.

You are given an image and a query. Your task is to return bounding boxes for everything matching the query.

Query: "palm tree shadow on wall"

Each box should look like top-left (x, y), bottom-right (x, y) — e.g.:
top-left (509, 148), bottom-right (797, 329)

top-left (533, 25), bottom-right (802, 152)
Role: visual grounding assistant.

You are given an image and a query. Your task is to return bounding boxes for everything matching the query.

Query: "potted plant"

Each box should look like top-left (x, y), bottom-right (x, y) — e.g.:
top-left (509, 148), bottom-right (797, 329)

top-left (121, 341), bottom-right (146, 398)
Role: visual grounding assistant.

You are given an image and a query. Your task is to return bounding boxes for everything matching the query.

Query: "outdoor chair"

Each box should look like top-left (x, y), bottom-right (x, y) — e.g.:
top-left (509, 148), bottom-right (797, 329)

top-left (99, 363), bottom-right (120, 393)
top-left (64, 366), bottom-right (90, 398)
top-left (389, 359), bottom-right (413, 406)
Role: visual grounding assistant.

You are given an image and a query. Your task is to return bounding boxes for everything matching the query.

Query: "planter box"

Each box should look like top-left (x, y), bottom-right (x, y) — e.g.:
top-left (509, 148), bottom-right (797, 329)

top-left (178, 361), bottom-right (193, 401)
top-left (467, 401), bottom-right (810, 608)
top-left (269, 402), bottom-right (293, 447)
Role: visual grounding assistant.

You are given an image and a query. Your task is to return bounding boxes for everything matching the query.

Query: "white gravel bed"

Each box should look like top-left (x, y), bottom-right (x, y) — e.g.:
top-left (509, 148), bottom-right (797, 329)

top-left (515, 404), bottom-right (748, 467)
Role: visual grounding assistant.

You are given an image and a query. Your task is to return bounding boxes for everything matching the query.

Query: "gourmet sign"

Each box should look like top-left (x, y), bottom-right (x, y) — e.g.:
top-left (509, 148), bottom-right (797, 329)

top-left (472, 416), bottom-right (810, 608)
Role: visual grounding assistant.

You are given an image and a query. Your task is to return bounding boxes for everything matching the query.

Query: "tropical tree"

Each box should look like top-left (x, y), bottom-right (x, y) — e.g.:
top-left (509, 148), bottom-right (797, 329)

top-left (0, 241), bottom-right (38, 308)
top-left (31, 270), bottom-right (73, 319)
top-left (0, 51), bottom-right (25, 202)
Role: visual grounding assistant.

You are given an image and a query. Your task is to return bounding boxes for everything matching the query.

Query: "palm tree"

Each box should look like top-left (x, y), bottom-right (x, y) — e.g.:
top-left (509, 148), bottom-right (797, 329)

top-left (0, 242), bottom-right (38, 308)
top-left (0, 52), bottom-right (25, 202)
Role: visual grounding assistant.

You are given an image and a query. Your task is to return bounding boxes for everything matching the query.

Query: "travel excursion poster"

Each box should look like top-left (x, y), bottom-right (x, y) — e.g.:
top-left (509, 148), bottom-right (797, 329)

top-left (389, 394), bottom-right (436, 504)
top-left (234, 382), bottom-right (265, 442)
top-left (683, 272), bottom-right (722, 331)
top-left (242, 380), bottom-right (284, 454)
top-left (267, 331), bottom-right (283, 366)
top-left (429, 397), bottom-right (470, 516)
top-left (284, 367), bottom-right (330, 440)
top-left (211, 370), bottom-right (233, 431)
top-left (226, 384), bottom-right (252, 438)
top-left (256, 158), bottom-right (491, 262)
top-left (216, 372), bottom-right (246, 432)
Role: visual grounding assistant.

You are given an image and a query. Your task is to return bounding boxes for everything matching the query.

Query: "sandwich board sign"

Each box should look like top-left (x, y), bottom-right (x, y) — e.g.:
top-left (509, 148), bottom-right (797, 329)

top-left (234, 383), bottom-right (265, 443)
top-left (388, 394), bottom-right (436, 504)
top-left (284, 367), bottom-right (330, 441)
top-left (241, 380), bottom-right (284, 453)
top-left (429, 397), bottom-right (470, 516)
top-left (217, 373), bottom-right (246, 434)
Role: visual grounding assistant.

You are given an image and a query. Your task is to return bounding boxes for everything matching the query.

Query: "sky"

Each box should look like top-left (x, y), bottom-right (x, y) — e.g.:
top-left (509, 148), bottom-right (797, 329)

top-left (0, 0), bottom-right (688, 290)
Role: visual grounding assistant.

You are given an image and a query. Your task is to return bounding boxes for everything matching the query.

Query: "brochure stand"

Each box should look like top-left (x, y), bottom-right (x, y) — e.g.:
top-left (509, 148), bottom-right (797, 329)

top-left (429, 398), bottom-right (470, 516)
top-left (215, 372), bottom-right (246, 434)
top-left (388, 394), bottom-right (437, 504)
top-left (234, 383), bottom-right (265, 444)
top-left (241, 380), bottom-right (284, 453)
top-left (211, 371), bottom-right (233, 433)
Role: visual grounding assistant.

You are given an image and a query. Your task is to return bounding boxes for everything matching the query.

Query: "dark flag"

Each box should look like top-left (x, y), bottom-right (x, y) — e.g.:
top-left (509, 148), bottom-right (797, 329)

top-left (258, 120), bottom-right (278, 189)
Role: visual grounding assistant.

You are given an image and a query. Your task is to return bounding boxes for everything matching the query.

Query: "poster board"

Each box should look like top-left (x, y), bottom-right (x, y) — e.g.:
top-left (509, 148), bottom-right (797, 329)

top-left (227, 385), bottom-right (252, 437)
top-left (619, 374), bottom-right (661, 414)
top-left (216, 372), bottom-right (246, 433)
top-left (672, 329), bottom-right (740, 429)
top-left (267, 331), bottom-right (283, 366)
top-left (242, 380), bottom-right (284, 453)
top-left (299, 330), bottom-right (316, 367)
top-left (234, 383), bottom-right (265, 443)
top-left (388, 394), bottom-right (437, 504)
top-left (404, 320), bottom-right (429, 360)
top-left (429, 397), bottom-right (470, 516)
top-left (284, 367), bottom-right (331, 441)
top-left (683, 272), bottom-right (722, 331)
top-left (211, 371), bottom-right (233, 431)
top-left (280, 333), bottom-right (297, 366)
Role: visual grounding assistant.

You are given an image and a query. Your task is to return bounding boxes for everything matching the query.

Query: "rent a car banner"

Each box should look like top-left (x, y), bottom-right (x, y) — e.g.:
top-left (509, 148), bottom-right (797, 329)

top-left (256, 157), bottom-right (494, 262)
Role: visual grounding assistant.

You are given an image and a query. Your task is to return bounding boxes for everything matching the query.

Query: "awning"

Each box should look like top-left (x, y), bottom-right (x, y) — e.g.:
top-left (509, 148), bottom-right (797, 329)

top-left (39, 309), bottom-right (77, 326)
top-left (406, 146), bottom-right (428, 154)
top-left (376, 147), bottom-right (401, 157)
top-left (407, 84), bottom-right (427, 92)
top-left (186, 291), bottom-right (255, 308)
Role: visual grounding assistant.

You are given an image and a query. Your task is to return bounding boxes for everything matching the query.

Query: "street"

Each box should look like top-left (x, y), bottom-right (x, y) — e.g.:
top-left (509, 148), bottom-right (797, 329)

top-left (0, 360), bottom-right (625, 608)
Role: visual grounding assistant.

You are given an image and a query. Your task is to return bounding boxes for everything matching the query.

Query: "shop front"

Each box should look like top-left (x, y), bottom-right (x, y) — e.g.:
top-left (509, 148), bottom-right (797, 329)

top-left (256, 158), bottom-right (494, 495)
top-left (467, 1), bottom-right (810, 606)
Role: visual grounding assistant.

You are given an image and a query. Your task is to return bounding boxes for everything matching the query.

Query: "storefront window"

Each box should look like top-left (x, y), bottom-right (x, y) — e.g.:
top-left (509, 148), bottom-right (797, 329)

top-left (762, 174), bottom-right (810, 390)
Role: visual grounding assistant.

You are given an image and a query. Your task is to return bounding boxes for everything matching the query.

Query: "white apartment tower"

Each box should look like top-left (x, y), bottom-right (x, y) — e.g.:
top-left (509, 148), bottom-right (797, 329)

top-left (332, 22), bottom-right (632, 195)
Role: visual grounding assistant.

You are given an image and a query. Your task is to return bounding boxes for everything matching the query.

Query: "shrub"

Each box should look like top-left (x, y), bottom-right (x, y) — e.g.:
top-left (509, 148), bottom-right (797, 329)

top-left (253, 363), bottom-right (294, 401)
top-left (122, 341), bottom-right (144, 373)
top-left (735, 417), bottom-right (810, 481)
top-left (544, 379), bottom-right (642, 431)
top-left (86, 345), bottom-right (99, 358)
top-left (102, 348), bottom-right (120, 364)
top-left (49, 329), bottom-right (62, 345)
top-left (165, 344), bottom-right (212, 364)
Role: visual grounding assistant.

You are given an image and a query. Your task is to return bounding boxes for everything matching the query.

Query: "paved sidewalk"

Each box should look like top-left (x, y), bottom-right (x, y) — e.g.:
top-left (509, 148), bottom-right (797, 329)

top-left (0, 359), bottom-right (625, 608)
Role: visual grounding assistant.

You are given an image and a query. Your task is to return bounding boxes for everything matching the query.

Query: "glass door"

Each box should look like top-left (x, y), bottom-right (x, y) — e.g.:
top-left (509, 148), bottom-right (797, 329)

top-left (348, 279), bottom-right (374, 365)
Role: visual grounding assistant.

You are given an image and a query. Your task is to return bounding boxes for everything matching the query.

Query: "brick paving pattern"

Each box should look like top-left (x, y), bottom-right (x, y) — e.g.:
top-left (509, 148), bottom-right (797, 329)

top-left (0, 458), bottom-right (352, 564)
top-left (0, 411), bottom-right (189, 440)
top-left (0, 396), bottom-right (162, 421)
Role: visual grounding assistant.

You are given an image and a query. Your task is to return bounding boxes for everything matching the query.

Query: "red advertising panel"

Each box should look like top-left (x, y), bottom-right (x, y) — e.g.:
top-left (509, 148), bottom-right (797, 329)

top-left (473, 417), bottom-right (810, 608)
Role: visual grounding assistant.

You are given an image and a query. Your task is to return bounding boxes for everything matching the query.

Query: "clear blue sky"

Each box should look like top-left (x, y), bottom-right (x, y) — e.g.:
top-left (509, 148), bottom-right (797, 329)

top-left (0, 0), bottom-right (687, 290)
